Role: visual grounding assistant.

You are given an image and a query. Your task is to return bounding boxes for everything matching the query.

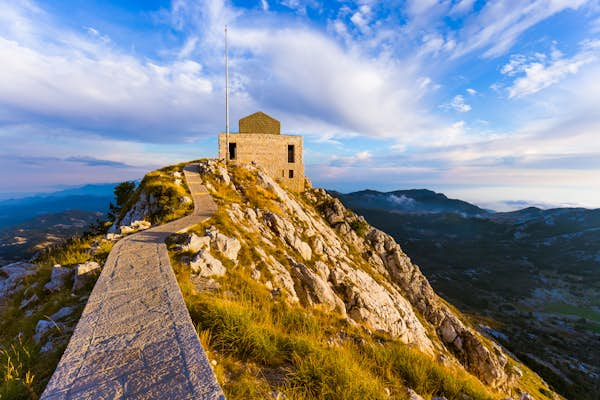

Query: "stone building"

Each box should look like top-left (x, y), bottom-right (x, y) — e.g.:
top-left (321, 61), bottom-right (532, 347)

top-left (218, 112), bottom-right (305, 191)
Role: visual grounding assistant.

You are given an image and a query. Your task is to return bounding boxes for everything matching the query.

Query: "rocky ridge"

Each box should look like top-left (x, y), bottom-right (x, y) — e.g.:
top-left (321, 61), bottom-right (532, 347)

top-left (160, 160), bottom-right (554, 398)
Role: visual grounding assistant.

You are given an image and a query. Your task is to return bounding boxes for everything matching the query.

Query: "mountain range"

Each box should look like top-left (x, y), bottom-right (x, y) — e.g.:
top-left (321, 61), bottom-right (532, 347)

top-left (0, 184), bottom-right (117, 265)
top-left (0, 184), bottom-right (116, 229)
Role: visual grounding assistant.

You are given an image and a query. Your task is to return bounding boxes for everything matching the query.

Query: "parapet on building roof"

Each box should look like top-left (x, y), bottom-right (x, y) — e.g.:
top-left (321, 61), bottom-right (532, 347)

top-left (239, 111), bottom-right (281, 135)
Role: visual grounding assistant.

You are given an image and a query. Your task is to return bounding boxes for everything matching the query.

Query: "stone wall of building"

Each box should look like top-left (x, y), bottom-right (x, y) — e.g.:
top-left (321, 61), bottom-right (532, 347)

top-left (218, 133), bottom-right (304, 192)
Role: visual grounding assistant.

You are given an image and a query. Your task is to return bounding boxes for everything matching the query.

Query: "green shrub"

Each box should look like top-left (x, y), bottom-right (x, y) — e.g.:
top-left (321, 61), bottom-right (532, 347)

top-left (349, 219), bottom-right (369, 237)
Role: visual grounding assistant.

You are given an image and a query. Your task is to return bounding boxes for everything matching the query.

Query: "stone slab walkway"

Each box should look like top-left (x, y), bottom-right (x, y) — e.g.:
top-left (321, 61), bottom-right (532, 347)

top-left (41, 164), bottom-right (224, 400)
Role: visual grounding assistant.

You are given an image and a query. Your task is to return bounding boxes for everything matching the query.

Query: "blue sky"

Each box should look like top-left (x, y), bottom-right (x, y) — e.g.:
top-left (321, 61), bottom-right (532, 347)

top-left (1, 0), bottom-right (599, 210)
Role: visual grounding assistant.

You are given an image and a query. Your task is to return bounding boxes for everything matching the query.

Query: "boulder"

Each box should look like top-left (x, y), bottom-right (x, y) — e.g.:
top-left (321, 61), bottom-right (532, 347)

top-left (179, 196), bottom-right (192, 204)
top-left (265, 257), bottom-right (299, 303)
top-left (407, 389), bottom-right (425, 400)
top-left (19, 294), bottom-right (38, 309)
top-left (190, 250), bottom-right (226, 277)
top-left (181, 233), bottom-right (211, 253)
top-left (293, 237), bottom-right (312, 261)
top-left (0, 262), bottom-right (37, 299)
top-left (44, 265), bottom-right (71, 292)
top-left (40, 341), bottom-right (55, 353)
top-left (206, 228), bottom-right (240, 261)
top-left (263, 213), bottom-right (311, 260)
top-left (73, 261), bottom-right (101, 291)
top-left (120, 220), bottom-right (151, 235)
top-left (50, 306), bottom-right (75, 321)
top-left (250, 269), bottom-right (261, 281)
top-left (105, 233), bottom-right (121, 241)
top-left (108, 193), bottom-right (157, 234)
top-left (34, 319), bottom-right (55, 344)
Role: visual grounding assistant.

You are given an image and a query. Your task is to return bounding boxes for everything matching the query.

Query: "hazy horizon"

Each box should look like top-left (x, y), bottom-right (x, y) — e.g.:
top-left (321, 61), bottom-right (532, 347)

top-left (2, 174), bottom-right (597, 213)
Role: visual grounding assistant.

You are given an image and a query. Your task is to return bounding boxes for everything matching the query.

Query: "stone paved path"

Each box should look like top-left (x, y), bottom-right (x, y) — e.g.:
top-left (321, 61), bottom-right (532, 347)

top-left (41, 164), bottom-right (224, 400)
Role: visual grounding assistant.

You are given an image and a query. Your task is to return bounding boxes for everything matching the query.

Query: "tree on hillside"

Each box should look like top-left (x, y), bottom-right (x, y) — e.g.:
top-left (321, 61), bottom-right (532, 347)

top-left (108, 181), bottom-right (136, 221)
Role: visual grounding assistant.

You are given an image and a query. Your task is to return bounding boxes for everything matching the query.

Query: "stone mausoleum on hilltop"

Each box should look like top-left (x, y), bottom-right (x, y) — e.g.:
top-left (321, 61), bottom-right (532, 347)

top-left (218, 112), bottom-right (305, 192)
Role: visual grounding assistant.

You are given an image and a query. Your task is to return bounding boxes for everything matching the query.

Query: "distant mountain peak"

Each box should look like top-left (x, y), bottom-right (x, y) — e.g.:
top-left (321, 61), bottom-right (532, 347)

top-left (337, 188), bottom-right (487, 217)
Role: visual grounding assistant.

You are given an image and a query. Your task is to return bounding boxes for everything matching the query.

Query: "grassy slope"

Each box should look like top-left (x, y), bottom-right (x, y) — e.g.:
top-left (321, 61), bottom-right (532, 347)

top-left (167, 163), bottom-right (521, 400)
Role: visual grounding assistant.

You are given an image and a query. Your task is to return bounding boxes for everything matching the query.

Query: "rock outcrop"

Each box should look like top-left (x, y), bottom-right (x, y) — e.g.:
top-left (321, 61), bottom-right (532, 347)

top-left (108, 192), bottom-right (156, 234)
top-left (44, 264), bottom-right (71, 292)
top-left (186, 160), bottom-right (513, 390)
top-left (0, 262), bottom-right (37, 299)
top-left (72, 261), bottom-right (101, 291)
top-left (364, 228), bottom-right (508, 388)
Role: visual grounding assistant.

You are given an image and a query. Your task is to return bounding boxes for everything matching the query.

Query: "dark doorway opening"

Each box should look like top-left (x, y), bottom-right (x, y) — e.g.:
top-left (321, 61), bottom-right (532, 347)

top-left (229, 142), bottom-right (237, 160)
top-left (288, 145), bottom-right (295, 163)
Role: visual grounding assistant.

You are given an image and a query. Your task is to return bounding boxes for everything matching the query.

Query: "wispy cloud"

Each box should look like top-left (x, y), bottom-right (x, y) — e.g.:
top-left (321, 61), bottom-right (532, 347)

top-left (441, 95), bottom-right (472, 112)
top-left (501, 40), bottom-right (599, 98)
top-left (452, 0), bottom-right (590, 58)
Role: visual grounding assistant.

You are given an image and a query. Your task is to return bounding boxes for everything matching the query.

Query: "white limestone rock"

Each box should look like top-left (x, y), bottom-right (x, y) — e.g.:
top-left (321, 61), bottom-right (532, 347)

top-left (40, 341), bottom-right (55, 353)
top-left (265, 256), bottom-right (299, 303)
top-left (206, 227), bottom-right (240, 261)
top-left (105, 233), bottom-right (121, 241)
top-left (331, 262), bottom-right (434, 353)
top-left (51, 306), bottom-right (75, 321)
top-left (44, 264), bottom-right (71, 292)
top-left (179, 196), bottom-right (192, 204)
top-left (181, 233), bottom-right (211, 253)
top-left (108, 192), bottom-right (157, 234)
top-left (263, 212), bottom-right (311, 261)
top-left (120, 220), bottom-right (151, 235)
top-left (73, 261), bottom-right (101, 291)
top-left (407, 389), bottom-right (425, 400)
top-left (290, 261), bottom-right (346, 316)
top-left (0, 262), bottom-right (37, 299)
top-left (190, 250), bottom-right (226, 277)
top-left (250, 269), bottom-right (261, 281)
top-left (34, 319), bottom-right (55, 344)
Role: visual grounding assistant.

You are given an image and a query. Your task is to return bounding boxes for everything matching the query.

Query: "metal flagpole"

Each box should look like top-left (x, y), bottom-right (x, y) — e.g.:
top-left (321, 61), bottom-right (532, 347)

top-left (225, 25), bottom-right (230, 164)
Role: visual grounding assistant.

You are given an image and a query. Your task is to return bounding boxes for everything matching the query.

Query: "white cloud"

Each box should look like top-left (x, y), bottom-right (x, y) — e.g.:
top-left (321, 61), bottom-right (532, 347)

top-left (355, 150), bottom-right (371, 160)
top-left (350, 5), bottom-right (372, 34)
top-left (466, 88), bottom-right (477, 95)
top-left (85, 27), bottom-right (111, 44)
top-left (449, 0), bottom-right (475, 16)
top-left (261, 0), bottom-right (269, 12)
top-left (0, 0), bottom-right (451, 149)
top-left (441, 95), bottom-right (472, 112)
top-left (230, 26), bottom-right (439, 141)
top-left (0, 35), bottom-right (220, 140)
top-left (452, 0), bottom-right (590, 58)
top-left (502, 41), bottom-right (599, 98)
top-left (178, 36), bottom-right (198, 58)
